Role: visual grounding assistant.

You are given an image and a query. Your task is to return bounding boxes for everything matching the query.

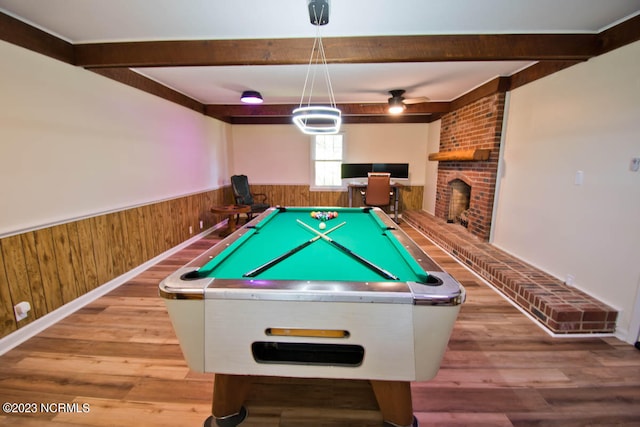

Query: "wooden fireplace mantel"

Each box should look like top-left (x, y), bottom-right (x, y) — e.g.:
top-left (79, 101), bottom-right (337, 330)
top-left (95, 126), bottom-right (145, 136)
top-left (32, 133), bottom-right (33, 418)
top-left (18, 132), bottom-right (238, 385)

top-left (428, 148), bottom-right (491, 162)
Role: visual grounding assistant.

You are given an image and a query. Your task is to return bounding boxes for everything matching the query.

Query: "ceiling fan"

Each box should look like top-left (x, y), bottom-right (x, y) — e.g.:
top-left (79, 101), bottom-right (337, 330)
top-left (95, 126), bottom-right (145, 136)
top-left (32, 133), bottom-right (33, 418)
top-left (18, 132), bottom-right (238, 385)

top-left (387, 90), bottom-right (429, 114)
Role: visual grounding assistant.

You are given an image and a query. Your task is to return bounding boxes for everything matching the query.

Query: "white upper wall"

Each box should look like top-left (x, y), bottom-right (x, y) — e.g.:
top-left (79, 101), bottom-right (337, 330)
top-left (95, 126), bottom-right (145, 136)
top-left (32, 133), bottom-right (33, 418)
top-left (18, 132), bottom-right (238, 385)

top-left (493, 41), bottom-right (640, 340)
top-left (422, 119), bottom-right (441, 214)
top-left (230, 122), bottom-right (429, 185)
top-left (229, 124), bottom-right (309, 185)
top-left (0, 40), bottom-right (230, 237)
top-left (344, 123), bottom-right (429, 184)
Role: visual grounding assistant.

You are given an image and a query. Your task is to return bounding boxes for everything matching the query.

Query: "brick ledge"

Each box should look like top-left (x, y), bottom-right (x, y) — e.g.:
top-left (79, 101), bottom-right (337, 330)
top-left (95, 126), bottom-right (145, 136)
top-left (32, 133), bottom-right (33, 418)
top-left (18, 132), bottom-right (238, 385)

top-left (403, 210), bottom-right (617, 334)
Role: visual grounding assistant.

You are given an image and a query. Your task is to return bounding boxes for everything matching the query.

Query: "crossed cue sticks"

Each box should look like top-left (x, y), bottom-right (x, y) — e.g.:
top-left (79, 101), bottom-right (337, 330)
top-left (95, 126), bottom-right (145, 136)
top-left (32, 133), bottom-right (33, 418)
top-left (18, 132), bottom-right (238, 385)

top-left (243, 219), bottom-right (398, 280)
top-left (243, 220), bottom-right (346, 277)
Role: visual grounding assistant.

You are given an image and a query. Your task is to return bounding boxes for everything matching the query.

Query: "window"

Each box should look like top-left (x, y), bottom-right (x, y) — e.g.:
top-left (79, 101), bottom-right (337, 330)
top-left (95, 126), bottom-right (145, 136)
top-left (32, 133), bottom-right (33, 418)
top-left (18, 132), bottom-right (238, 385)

top-left (311, 134), bottom-right (344, 188)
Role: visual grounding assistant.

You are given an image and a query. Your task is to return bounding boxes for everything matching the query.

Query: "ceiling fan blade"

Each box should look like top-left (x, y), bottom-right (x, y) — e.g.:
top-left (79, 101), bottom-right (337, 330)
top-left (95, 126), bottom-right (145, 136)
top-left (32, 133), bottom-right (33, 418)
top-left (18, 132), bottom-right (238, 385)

top-left (403, 96), bottom-right (430, 104)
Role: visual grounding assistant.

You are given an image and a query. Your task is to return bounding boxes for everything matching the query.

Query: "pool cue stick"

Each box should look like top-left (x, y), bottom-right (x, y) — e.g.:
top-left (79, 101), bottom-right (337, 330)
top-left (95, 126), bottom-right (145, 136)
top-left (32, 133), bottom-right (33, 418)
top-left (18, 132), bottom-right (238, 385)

top-left (243, 221), bottom-right (346, 277)
top-left (296, 219), bottom-right (399, 281)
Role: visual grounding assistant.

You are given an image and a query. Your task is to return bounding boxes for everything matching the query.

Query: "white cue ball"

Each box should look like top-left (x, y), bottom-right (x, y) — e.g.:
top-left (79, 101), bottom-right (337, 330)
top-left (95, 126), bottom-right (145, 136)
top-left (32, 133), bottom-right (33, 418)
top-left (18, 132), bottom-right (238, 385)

top-left (319, 222), bottom-right (326, 230)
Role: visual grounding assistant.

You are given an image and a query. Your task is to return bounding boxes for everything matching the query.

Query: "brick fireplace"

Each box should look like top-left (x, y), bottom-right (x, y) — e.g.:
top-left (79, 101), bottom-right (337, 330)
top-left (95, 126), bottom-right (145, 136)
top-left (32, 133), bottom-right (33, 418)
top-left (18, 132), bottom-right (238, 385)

top-left (432, 93), bottom-right (505, 240)
top-left (418, 92), bottom-right (619, 334)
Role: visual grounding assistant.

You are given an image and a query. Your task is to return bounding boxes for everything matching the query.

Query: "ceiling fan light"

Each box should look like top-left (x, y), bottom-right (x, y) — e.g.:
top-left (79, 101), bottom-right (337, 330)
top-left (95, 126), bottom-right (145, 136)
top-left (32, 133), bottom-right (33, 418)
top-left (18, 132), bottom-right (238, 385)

top-left (388, 99), bottom-right (406, 115)
top-left (240, 90), bottom-right (263, 104)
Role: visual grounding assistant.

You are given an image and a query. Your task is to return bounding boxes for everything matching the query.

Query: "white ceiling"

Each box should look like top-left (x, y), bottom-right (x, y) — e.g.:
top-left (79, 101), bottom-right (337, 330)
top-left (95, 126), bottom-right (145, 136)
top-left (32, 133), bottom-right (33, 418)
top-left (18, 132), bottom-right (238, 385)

top-left (1, 0), bottom-right (639, 105)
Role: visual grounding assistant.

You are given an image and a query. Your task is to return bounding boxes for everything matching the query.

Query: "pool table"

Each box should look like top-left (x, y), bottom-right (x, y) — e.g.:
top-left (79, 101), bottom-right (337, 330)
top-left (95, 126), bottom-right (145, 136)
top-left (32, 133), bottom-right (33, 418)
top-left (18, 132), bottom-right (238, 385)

top-left (160, 207), bottom-right (465, 427)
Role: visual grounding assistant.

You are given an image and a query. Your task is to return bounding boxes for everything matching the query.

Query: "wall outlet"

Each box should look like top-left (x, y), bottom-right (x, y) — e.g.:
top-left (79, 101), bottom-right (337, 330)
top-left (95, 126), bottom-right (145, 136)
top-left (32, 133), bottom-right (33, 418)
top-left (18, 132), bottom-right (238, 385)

top-left (14, 301), bottom-right (31, 321)
top-left (189, 226), bottom-right (193, 235)
top-left (630, 157), bottom-right (640, 172)
top-left (199, 220), bottom-right (204, 229)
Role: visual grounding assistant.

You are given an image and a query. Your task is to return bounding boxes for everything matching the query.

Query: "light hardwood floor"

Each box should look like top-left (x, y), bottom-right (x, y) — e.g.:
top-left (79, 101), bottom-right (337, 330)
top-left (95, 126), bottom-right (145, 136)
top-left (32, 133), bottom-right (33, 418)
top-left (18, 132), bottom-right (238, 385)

top-left (1, 226), bottom-right (639, 427)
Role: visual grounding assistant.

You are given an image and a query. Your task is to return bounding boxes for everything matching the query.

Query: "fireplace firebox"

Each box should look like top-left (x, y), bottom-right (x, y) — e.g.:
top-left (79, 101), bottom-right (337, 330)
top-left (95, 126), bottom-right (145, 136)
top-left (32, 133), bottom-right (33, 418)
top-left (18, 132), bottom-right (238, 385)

top-left (447, 179), bottom-right (471, 227)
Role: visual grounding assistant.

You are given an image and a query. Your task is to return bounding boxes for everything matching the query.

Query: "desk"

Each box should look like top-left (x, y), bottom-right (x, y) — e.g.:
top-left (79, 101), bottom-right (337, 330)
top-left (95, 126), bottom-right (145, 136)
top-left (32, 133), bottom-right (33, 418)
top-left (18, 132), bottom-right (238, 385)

top-left (160, 207), bottom-right (464, 427)
top-left (347, 182), bottom-right (403, 222)
top-left (210, 204), bottom-right (251, 237)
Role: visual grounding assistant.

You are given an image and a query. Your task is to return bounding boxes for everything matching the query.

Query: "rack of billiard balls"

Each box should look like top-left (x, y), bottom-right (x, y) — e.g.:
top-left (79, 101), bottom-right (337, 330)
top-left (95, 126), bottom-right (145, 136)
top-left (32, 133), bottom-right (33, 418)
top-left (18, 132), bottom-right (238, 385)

top-left (310, 210), bottom-right (339, 229)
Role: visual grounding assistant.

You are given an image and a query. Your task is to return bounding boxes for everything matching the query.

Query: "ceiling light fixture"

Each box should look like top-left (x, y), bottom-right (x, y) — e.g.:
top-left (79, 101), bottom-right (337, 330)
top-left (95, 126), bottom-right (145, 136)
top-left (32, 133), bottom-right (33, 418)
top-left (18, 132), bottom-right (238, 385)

top-left (292, 0), bottom-right (341, 135)
top-left (388, 98), bottom-right (406, 115)
top-left (240, 90), bottom-right (263, 104)
top-left (388, 90), bottom-right (406, 115)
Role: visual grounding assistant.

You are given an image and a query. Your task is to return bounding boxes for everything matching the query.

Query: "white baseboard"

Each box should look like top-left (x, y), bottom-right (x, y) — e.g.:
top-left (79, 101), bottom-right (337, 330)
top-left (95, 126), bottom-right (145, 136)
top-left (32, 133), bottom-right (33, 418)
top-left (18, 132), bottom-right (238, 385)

top-left (0, 225), bottom-right (221, 356)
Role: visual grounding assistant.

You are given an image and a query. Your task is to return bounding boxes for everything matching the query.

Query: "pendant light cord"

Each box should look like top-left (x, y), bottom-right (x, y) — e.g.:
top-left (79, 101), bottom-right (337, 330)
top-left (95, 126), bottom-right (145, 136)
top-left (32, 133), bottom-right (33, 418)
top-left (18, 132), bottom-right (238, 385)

top-left (298, 3), bottom-right (336, 109)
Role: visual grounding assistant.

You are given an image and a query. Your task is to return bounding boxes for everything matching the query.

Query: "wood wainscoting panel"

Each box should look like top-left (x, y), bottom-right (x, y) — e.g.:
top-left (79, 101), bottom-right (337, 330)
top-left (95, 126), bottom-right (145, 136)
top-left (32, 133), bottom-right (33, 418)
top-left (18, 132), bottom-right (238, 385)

top-left (107, 212), bottom-right (129, 279)
top-left (91, 214), bottom-right (116, 285)
top-left (142, 203), bottom-right (163, 259)
top-left (156, 200), bottom-right (175, 252)
top-left (0, 247), bottom-right (17, 336)
top-left (19, 232), bottom-right (49, 318)
top-left (75, 218), bottom-right (101, 293)
top-left (121, 208), bottom-right (145, 272)
top-left (398, 185), bottom-right (424, 211)
top-left (32, 227), bottom-right (65, 313)
top-left (241, 185), bottom-right (422, 212)
top-left (0, 188), bottom-right (226, 340)
top-left (309, 189), bottom-right (348, 207)
top-left (1, 235), bottom-right (36, 327)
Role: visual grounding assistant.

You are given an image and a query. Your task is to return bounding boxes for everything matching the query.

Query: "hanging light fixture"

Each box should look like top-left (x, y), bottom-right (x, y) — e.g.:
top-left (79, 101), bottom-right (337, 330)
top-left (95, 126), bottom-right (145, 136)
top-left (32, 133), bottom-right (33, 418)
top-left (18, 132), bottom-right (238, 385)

top-left (292, 0), bottom-right (341, 135)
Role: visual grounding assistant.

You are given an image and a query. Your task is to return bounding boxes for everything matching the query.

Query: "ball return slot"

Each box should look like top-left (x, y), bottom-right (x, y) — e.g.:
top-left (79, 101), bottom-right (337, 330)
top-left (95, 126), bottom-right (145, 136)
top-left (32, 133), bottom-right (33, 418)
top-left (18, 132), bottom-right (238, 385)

top-left (252, 342), bottom-right (365, 367)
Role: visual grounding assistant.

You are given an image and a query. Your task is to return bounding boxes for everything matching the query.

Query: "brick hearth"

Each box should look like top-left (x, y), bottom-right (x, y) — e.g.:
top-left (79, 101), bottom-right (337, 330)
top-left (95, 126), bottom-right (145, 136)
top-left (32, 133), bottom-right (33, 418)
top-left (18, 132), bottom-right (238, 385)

top-left (403, 210), bottom-right (618, 334)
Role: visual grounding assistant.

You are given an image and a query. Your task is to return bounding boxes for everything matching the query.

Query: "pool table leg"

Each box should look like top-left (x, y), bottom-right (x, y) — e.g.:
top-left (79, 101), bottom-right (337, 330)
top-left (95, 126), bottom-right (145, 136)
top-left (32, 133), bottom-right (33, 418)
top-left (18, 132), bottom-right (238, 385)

top-left (370, 380), bottom-right (418, 427)
top-left (205, 374), bottom-right (252, 427)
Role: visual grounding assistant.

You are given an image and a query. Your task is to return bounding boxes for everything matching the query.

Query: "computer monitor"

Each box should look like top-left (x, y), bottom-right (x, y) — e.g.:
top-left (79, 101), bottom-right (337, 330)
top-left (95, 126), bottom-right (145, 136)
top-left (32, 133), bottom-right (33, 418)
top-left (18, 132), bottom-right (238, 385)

top-left (372, 163), bottom-right (409, 179)
top-left (341, 163), bottom-right (373, 179)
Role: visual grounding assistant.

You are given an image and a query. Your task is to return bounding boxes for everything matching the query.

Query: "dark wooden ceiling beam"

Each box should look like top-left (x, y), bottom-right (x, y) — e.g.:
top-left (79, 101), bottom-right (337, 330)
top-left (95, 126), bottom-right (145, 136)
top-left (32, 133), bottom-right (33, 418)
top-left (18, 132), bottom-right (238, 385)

top-left (75, 33), bottom-right (599, 68)
top-left (227, 115), bottom-right (435, 125)
top-left (327, 34), bottom-right (598, 63)
top-left (597, 14), bottom-right (640, 54)
top-left (340, 102), bottom-right (451, 115)
top-left (508, 60), bottom-right (583, 91)
top-left (206, 104), bottom-right (300, 118)
top-left (506, 17), bottom-right (640, 92)
top-left (205, 101), bottom-right (449, 118)
top-left (450, 77), bottom-right (511, 111)
top-left (0, 11), bottom-right (74, 64)
top-left (90, 68), bottom-right (204, 114)
top-left (2, 10), bottom-right (638, 125)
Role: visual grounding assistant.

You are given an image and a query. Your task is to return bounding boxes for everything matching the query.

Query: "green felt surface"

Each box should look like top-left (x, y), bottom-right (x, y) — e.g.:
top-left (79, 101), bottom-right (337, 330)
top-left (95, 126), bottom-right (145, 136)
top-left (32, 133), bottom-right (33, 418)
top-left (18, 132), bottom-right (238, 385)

top-left (199, 207), bottom-right (427, 283)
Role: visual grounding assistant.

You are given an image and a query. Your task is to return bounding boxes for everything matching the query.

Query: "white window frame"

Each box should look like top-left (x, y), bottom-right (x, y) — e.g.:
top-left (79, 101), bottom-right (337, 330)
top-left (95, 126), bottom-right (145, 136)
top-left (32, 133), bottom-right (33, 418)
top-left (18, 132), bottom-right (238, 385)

top-left (309, 133), bottom-right (345, 191)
